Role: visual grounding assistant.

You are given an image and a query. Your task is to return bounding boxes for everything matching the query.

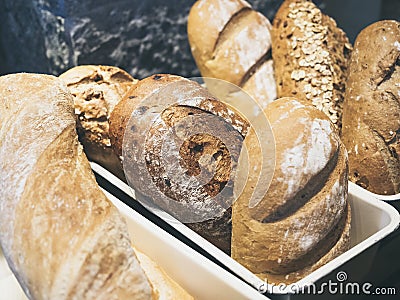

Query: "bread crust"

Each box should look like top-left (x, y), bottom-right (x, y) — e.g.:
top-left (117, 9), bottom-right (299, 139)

top-left (232, 97), bottom-right (350, 283)
top-left (0, 73), bottom-right (152, 299)
top-left (110, 74), bottom-right (249, 254)
top-left (271, 0), bottom-right (352, 129)
top-left (188, 0), bottom-right (276, 111)
top-left (341, 20), bottom-right (400, 195)
top-left (60, 65), bottom-right (138, 179)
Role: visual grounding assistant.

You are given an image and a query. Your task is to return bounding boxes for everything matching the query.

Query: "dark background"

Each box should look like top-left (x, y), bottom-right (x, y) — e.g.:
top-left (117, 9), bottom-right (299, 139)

top-left (0, 0), bottom-right (398, 79)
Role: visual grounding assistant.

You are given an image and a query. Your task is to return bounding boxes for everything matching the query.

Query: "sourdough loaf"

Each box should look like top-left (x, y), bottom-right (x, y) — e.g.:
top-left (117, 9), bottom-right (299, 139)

top-left (0, 73), bottom-right (194, 299)
top-left (0, 73), bottom-right (152, 299)
top-left (232, 97), bottom-right (351, 284)
top-left (188, 0), bottom-right (276, 111)
top-left (60, 65), bottom-right (138, 179)
top-left (341, 20), bottom-right (400, 195)
top-left (271, 0), bottom-right (352, 130)
top-left (109, 74), bottom-right (249, 254)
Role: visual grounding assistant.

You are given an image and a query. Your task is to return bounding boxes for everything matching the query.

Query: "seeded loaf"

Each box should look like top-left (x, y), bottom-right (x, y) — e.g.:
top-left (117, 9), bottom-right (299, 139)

top-left (271, 0), bottom-right (352, 130)
top-left (188, 0), bottom-right (277, 112)
top-left (232, 97), bottom-right (351, 284)
top-left (60, 65), bottom-right (138, 179)
top-left (109, 74), bottom-right (249, 254)
top-left (341, 20), bottom-right (400, 195)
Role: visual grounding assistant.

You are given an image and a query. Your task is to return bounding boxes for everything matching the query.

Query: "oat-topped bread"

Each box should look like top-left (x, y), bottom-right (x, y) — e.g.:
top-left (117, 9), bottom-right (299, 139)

top-left (232, 98), bottom-right (351, 284)
top-left (188, 0), bottom-right (277, 112)
top-left (271, 0), bottom-right (352, 130)
top-left (60, 65), bottom-right (138, 179)
top-left (341, 20), bottom-right (400, 195)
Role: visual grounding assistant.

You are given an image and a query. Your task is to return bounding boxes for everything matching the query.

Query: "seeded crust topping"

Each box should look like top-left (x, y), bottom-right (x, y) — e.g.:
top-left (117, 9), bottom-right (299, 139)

top-left (272, 0), bottom-right (352, 129)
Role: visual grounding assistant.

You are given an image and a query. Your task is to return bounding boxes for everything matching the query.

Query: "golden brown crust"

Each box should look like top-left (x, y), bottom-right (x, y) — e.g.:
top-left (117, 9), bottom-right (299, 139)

top-left (188, 0), bottom-right (276, 111)
top-left (0, 73), bottom-right (152, 299)
top-left (341, 20), bottom-right (400, 195)
top-left (271, 0), bottom-right (352, 129)
top-left (60, 65), bottom-right (138, 179)
top-left (232, 97), bottom-right (350, 283)
top-left (134, 248), bottom-right (194, 300)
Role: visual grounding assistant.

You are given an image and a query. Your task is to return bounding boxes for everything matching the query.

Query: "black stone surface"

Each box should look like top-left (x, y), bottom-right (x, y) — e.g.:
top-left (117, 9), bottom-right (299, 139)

top-left (0, 0), bottom-right (284, 78)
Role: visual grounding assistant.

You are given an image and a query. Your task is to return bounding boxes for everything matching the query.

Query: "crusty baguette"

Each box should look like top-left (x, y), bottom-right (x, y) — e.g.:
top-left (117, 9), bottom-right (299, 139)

top-left (109, 74), bottom-right (249, 254)
top-left (341, 20), bottom-right (400, 195)
top-left (188, 0), bottom-right (277, 111)
top-left (60, 65), bottom-right (138, 180)
top-left (271, 0), bottom-right (352, 130)
top-left (232, 97), bottom-right (351, 284)
top-left (0, 73), bottom-right (152, 299)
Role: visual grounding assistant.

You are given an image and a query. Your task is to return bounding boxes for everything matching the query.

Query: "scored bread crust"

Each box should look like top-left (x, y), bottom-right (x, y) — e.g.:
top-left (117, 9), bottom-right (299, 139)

top-left (0, 74), bottom-right (152, 299)
top-left (232, 98), bottom-right (351, 284)
top-left (109, 74), bottom-right (249, 254)
top-left (271, 0), bottom-right (352, 130)
top-left (60, 65), bottom-right (138, 179)
top-left (188, 0), bottom-right (277, 110)
top-left (341, 20), bottom-right (400, 195)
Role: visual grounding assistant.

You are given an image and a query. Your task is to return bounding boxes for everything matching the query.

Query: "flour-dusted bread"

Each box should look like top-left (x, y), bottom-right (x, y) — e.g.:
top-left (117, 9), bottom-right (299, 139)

top-left (188, 0), bottom-right (277, 111)
top-left (0, 73), bottom-right (193, 299)
top-left (60, 65), bottom-right (138, 179)
top-left (271, 0), bottom-right (352, 130)
top-left (0, 73), bottom-right (151, 299)
top-left (133, 249), bottom-right (193, 300)
top-left (341, 20), bottom-right (400, 195)
top-left (232, 97), bottom-right (351, 284)
top-left (109, 74), bottom-right (249, 254)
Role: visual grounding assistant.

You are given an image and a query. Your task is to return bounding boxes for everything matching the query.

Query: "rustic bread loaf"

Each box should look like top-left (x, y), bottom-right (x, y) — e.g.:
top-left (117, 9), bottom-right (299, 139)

top-left (271, 0), bottom-right (352, 130)
top-left (232, 97), bottom-right (351, 284)
top-left (134, 248), bottom-right (193, 300)
top-left (109, 74), bottom-right (249, 254)
top-left (187, 0), bottom-right (277, 111)
top-left (0, 73), bottom-right (152, 299)
top-left (341, 20), bottom-right (400, 195)
top-left (60, 65), bottom-right (138, 179)
top-left (0, 73), bottom-right (193, 299)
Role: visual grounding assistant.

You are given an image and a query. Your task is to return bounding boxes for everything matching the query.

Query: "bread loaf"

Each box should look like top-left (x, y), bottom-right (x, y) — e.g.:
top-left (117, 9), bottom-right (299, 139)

top-left (109, 74), bottom-right (249, 254)
top-left (341, 20), bottom-right (400, 195)
top-left (271, 0), bottom-right (352, 130)
top-left (188, 0), bottom-right (277, 111)
top-left (133, 248), bottom-right (193, 300)
top-left (232, 97), bottom-right (351, 284)
top-left (60, 65), bottom-right (138, 180)
top-left (0, 73), bottom-right (191, 299)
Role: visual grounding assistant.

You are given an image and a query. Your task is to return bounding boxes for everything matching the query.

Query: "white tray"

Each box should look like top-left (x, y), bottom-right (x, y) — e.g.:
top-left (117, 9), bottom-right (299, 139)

top-left (91, 162), bottom-right (400, 295)
top-left (0, 188), bottom-right (267, 300)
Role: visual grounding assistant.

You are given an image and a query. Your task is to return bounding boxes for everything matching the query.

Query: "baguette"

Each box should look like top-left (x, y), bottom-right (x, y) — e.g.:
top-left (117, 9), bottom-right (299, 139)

top-left (0, 73), bottom-right (190, 299)
top-left (188, 0), bottom-right (277, 111)
top-left (271, 0), bottom-right (352, 130)
top-left (232, 97), bottom-right (351, 283)
top-left (341, 20), bottom-right (400, 195)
